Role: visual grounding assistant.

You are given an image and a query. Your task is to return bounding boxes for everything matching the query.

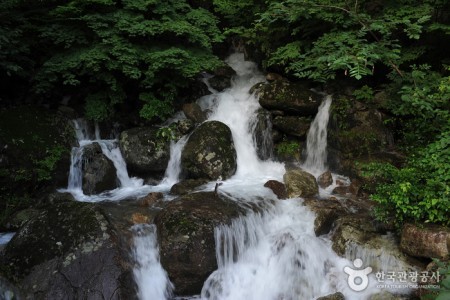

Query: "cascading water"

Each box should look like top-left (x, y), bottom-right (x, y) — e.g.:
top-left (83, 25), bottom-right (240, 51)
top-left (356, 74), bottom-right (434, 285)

top-left (132, 224), bottom-right (174, 300)
top-left (59, 53), bottom-right (411, 299)
top-left (302, 95), bottom-right (332, 176)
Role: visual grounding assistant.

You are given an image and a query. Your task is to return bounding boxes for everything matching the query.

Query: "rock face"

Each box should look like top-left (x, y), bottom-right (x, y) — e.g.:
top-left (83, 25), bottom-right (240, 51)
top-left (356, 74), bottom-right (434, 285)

top-left (254, 81), bottom-right (321, 116)
top-left (264, 180), bottom-right (287, 199)
top-left (303, 198), bottom-right (347, 236)
top-left (182, 103), bottom-right (207, 124)
top-left (400, 223), bottom-right (450, 260)
top-left (0, 200), bottom-right (133, 299)
top-left (272, 116), bottom-right (311, 138)
top-left (119, 127), bottom-right (170, 176)
top-left (283, 169), bottom-right (318, 198)
top-left (82, 142), bottom-right (117, 195)
top-left (181, 121), bottom-right (237, 180)
top-left (154, 192), bottom-right (244, 296)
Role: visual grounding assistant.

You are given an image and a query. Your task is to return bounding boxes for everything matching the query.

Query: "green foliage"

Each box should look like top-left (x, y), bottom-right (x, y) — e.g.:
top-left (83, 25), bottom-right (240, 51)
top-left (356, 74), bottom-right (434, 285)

top-left (422, 260), bottom-right (450, 300)
top-left (252, 0), bottom-right (447, 81)
top-left (353, 85), bottom-right (374, 103)
top-left (362, 130), bottom-right (450, 227)
top-left (275, 138), bottom-right (300, 156)
top-left (33, 146), bottom-right (67, 182)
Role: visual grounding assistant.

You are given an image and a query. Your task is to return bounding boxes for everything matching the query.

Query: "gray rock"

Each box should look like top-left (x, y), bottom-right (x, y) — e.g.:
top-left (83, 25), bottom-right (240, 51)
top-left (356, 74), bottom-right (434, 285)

top-left (318, 171), bottom-right (333, 189)
top-left (254, 81), bottom-right (321, 116)
top-left (317, 292), bottom-right (345, 300)
top-left (119, 127), bottom-right (170, 176)
top-left (273, 116), bottom-right (311, 138)
top-left (284, 169), bottom-right (319, 198)
top-left (252, 108), bottom-right (274, 160)
top-left (181, 121), bottom-right (237, 180)
top-left (155, 192), bottom-right (244, 296)
top-left (182, 103), bottom-right (207, 124)
top-left (170, 179), bottom-right (209, 195)
top-left (0, 201), bottom-right (133, 299)
top-left (82, 142), bottom-right (117, 195)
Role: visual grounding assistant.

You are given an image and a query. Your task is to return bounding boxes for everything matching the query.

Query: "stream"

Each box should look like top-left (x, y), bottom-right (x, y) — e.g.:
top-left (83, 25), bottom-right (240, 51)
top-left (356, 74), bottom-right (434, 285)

top-left (60, 53), bottom-right (408, 299)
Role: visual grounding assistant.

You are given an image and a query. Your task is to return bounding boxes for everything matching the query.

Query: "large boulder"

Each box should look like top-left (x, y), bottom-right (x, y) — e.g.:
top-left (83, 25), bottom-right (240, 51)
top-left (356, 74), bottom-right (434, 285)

top-left (0, 200), bottom-right (133, 299)
top-left (251, 108), bottom-right (273, 160)
top-left (400, 223), bottom-right (450, 260)
top-left (283, 169), bottom-right (319, 198)
top-left (82, 142), bottom-right (117, 195)
top-left (272, 116), bottom-right (311, 138)
top-left (181, 121), bottom-right (237, 180)
top-left (119, 127), bottom-right (170, 176)
top-left (253, 81), bottom-right (321, 116)
top-left (154, 192), bottom-right (244, 295)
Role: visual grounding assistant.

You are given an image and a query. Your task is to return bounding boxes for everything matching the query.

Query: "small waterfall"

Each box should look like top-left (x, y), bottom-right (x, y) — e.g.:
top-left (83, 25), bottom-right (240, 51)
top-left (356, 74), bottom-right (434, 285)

top-left (302, 95), bottom-right (332, 175)
top-left (132, 224), bottom-right (174, 300)
top-left (63, 119), bottom-right (147, 201)
top-left (160, 136), bottom-right (189, 186)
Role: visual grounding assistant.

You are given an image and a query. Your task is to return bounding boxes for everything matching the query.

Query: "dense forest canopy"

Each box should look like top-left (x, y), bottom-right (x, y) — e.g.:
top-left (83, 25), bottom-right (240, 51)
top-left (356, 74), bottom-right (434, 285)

top-left (0, 0), bottom-right (449, 226)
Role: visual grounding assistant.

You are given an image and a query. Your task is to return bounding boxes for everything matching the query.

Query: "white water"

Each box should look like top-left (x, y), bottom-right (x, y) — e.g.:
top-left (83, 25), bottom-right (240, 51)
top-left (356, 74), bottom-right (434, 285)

top-left (302, 95), bottom-right (332, 176)
top-left (60, 54), bottom-right (410, 299)
top-left (132, 224), bottom-right (174, 300)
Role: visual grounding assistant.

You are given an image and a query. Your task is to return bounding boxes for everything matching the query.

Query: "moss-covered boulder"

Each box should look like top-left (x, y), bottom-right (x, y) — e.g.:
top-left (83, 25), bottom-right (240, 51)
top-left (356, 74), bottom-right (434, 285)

top-left (119, 127), bottom-right (170, 177)
top-left (181, 121), bottom-right (237, 180)
top-left (254, 81), bottom-right (321, 116)
top-left (182, 103), bottom-right (207, 124)
top-left (208, 65), bottom-right (236, 92)
top-left (154, 192), bottom-right (244, 296)
top-left (82, 142), bottom-right (117, 195)
top-left (0, 200), bottom-right (133, 299)
top-left (283, 169), bottom-right (318, 198)
top-left (272, 116), bottom-right (311, 138)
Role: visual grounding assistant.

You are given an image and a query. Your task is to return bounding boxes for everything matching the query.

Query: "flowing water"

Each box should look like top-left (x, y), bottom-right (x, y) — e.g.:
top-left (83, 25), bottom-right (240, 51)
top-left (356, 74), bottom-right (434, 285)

top-left (61, 53), bottom-right (410, 299)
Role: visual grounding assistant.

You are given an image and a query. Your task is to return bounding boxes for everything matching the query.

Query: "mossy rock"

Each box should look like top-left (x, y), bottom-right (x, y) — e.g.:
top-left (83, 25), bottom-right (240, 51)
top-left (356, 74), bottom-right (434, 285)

top-left (154, 192), bottom-right (244, 296)
top-left (254, 81), bottom-right (321, 116)
top-left (119, 127), bottom-right (170, 176)
top-left (181, 121), bottom-right (237, 180)
top-left (82, 142), bottom-right (117, 195)
top-left (169, 178), bottom-right (209, 196)
top-left (283, 169), bottom-right (318, 198)
top-left (272, 116), bottom-right (311, 138)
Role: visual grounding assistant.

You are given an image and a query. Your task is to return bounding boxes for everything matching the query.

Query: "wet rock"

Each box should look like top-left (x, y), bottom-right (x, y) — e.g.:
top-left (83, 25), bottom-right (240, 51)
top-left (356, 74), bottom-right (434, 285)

top-left (317, 292), bottom-right (345, 300)
top-left (119, 127), bottom-right (170, 176)
top-left (252, 108), bottom-right (274, 160)
top-left (170, 179), bottom-right (209, 195)
top-left (318, 171), bottom-right (333, 189)
top-left (182, 103), bottom-right (207, 124)
top-left (0, 201), bottom-right (133, 299)
top-left (177, 119), bottom-right (195, 135)
top-left (264, 180), bottom-right (287, 199)
top-left (331, 216), bottom-right (422, 273)
top-left (253, 81), bottom-right (321, 116)
top-left (265, 72), bottom-right (284, 82)
top-left (208, 65), bottom-right (236, 92)
top-left (272, 116), bottom-right (311, 138)
top-left (82, 142), bottom-right (117, 195)
top-left (5, 208), bottom-right (41, 230)
top-left (154, 192), bottom-right (244, 296)
top-left (131, 213), bottom-right (149, 224)
top-left (181, 121), bottom-right (237, 180)
top-left (283, 169), bottom-right (318, 198)
top-left (138, 192), bottom-right (163, 207)
top-left (303, 198), bottom-right (347, 236)
top-left (332, 180), bottom-right (360, 197)
top-left (400, 223), bottom-right (450, 260)
top-left (369, 291), bottom-right (411, 300)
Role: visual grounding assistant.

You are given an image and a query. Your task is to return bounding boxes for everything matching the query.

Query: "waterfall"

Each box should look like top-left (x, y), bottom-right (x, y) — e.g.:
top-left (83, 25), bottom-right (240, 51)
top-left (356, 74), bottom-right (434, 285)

top-left (302, 95), bottom-right (332, 176)
top-left (160, 136), bottom-right (188, 186)
top-left (132, 224), bottom-right (174, 300)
